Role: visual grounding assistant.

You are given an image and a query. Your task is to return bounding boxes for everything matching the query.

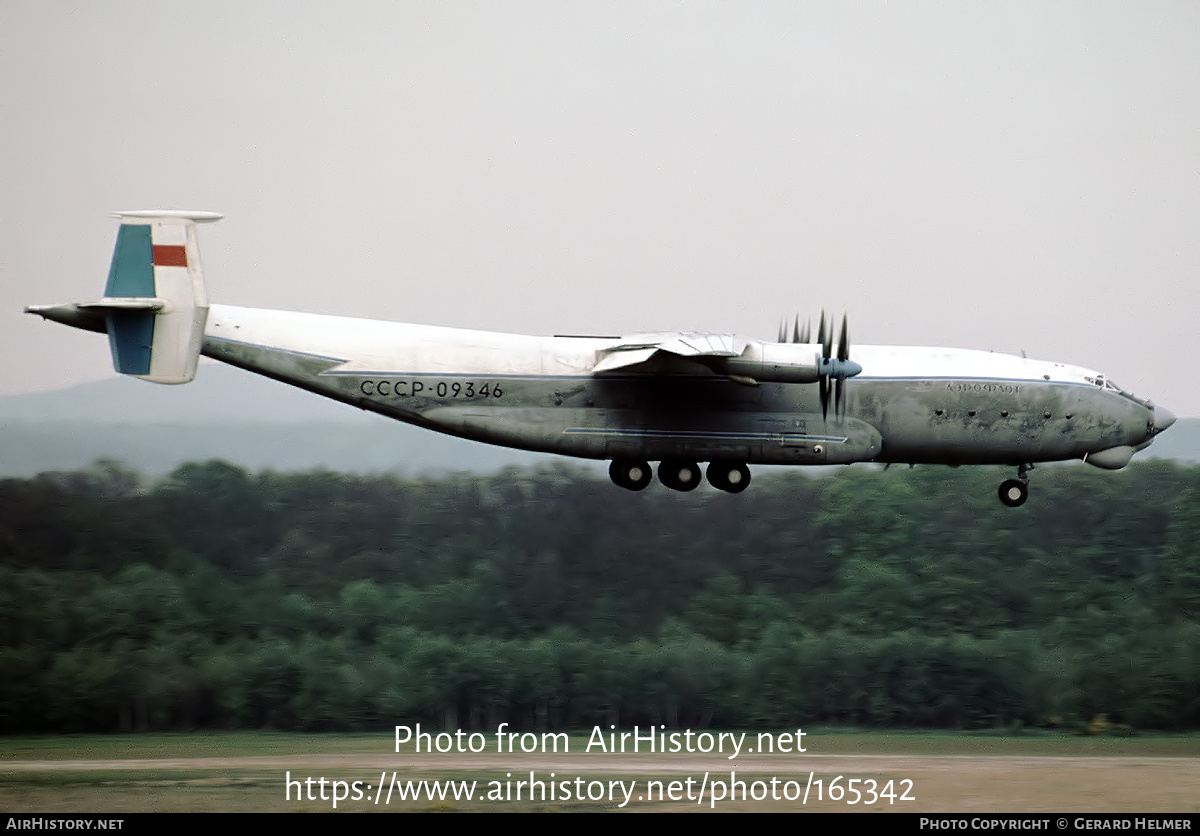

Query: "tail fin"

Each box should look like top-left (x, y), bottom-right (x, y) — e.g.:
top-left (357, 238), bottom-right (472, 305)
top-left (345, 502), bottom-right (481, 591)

top-left (86, 210), bottom-right (221, 384)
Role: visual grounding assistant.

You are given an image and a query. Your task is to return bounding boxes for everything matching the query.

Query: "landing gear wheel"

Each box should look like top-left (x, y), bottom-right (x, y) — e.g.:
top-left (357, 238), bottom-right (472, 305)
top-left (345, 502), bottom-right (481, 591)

top-left (706, 462), bottom-right (751, 493)
top-left (609, 459), bottom-right (652, 491)
top-left (998, 479), bottom-right (1028, 507)
top-left (658, 460), bottom-right (702, 492)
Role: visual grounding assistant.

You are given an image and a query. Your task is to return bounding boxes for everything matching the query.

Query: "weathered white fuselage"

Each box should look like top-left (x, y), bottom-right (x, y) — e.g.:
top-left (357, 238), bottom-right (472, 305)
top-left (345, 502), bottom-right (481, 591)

top-left (202, 305), bottom-right (1161, 469)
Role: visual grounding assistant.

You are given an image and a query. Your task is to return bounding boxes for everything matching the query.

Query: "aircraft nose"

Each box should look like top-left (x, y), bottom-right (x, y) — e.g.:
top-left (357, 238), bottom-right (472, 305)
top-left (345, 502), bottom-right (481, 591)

top-left (1153, 405), bottom-right (1177, 434)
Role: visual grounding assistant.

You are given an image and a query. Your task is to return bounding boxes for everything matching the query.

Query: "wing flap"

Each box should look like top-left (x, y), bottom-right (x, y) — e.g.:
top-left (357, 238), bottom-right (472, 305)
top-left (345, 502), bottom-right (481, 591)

top-left (593, 332), bottom-right (751, 375)
top-left (592, 347), bottom-right (660, 374)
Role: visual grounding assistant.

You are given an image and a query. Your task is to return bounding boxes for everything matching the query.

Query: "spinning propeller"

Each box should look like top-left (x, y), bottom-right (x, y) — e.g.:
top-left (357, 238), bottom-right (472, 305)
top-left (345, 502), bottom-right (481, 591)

top-left (778, 310), bottom-right (860, 421)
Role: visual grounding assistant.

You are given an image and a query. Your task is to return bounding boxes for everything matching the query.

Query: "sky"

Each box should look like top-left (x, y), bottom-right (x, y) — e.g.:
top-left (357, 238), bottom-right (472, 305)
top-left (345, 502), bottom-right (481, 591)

top-left (5, 2), bottom-right (1199, 414)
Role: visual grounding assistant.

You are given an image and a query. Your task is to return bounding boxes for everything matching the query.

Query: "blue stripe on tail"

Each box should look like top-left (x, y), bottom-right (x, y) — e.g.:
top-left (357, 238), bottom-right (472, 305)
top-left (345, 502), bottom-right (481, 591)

top-left (106, 312), bottom-right (155, 375)
top-left (104, 225), bottom-right (155, 297)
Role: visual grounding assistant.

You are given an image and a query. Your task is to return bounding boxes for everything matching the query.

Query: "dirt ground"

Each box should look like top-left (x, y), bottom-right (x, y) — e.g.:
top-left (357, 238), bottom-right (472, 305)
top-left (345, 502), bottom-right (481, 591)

top-left (3, 739), bottom-right (1199, 812)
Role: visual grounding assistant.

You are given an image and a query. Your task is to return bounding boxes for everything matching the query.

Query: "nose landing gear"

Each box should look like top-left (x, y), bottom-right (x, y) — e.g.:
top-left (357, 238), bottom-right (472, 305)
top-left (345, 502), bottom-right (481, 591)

top-left (998, 463), bottom-right (1033, 507)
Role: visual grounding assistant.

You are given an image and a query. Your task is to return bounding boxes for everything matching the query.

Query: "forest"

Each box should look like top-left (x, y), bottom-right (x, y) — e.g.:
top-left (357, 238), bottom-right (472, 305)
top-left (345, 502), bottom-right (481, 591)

top-left (1, 459), bottom-right (1197, 733)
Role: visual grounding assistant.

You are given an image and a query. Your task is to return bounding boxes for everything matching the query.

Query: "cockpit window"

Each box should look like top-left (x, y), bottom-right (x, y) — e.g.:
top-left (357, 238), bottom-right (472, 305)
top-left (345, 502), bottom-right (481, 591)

top-left (1086, 375), bottom-right (1122, 391)
top-left (1088, 375), bottom-right (1148, 405)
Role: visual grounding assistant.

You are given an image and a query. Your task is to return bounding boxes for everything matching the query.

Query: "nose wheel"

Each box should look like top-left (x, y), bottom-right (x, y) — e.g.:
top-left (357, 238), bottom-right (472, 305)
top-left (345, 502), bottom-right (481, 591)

top-left (998, 464), bottom-right (1033, 507)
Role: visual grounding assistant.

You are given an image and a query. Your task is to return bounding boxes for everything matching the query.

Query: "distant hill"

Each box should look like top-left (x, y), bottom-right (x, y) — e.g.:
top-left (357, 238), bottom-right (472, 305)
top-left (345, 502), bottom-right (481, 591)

top-left (1146, 416), bottom-right (1200, 463)
top-left (0, 362), bottom-right (368, 424)
top-left (1, 362), bottom-right (1196, 477)
top-left (0, 364), bottom-right (575, 477)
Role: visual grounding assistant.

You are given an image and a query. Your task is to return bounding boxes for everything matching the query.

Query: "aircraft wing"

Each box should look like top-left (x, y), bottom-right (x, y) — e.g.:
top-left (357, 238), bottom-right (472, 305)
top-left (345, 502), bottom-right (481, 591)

top-left (593, 333), bottom-right (751, 374)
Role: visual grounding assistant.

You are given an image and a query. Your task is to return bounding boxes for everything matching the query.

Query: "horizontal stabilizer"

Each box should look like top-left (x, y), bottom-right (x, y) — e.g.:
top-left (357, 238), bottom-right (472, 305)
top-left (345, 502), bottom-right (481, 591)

top-left (79, 298), bottom-right (167, 313)
top-left (25, 303), bottom-right (108, 334)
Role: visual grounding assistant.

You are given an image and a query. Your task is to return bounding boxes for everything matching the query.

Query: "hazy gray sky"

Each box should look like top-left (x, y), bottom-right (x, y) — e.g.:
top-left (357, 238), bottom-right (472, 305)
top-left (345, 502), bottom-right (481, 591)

top-left (5, 2), bottom-right (1199, 414)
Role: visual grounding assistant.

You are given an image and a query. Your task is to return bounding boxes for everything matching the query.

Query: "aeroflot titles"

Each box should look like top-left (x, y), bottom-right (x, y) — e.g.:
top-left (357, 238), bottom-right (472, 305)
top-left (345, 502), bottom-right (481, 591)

top-left (945, 383), bottom-right (1022, 393)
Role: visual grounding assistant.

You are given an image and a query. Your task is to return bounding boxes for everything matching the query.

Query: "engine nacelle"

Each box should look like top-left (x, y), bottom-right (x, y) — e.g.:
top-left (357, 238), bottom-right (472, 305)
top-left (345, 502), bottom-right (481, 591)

top-left (717, 342), bottom-right (861, 384)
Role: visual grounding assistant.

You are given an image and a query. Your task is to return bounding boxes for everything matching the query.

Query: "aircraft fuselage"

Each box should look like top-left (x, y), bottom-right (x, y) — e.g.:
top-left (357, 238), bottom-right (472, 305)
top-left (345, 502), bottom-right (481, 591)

top-left (202, 305), bottom-right (1158, 470)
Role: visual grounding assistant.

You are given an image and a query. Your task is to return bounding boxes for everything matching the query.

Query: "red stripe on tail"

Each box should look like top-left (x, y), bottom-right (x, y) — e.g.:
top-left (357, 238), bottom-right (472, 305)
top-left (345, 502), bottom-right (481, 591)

top-left (152, 245), bottom-right (188, 267)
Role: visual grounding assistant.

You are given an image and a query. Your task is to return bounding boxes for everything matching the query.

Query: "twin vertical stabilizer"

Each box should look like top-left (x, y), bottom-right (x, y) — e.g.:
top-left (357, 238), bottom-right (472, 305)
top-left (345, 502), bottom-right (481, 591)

top-left (81, 210), bottom-right (221, 384)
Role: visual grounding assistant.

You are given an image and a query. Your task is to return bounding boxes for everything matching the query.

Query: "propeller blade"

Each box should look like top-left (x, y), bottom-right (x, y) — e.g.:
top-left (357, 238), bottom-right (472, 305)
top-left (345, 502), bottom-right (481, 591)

top-left (819, 311), bottom-right (830, 360)
top-left (819, 375), bottom-right (830, 422)
top-left (777, 320), bottom-right (786, 343)
top-left (836, 377), bottom-right (845, 418)
top-left (837, 313), bottom-right (849, 361)
top-left (792, 316), bottom-right (801, 344)
top-left (799, 320), bottom-right (810, 344)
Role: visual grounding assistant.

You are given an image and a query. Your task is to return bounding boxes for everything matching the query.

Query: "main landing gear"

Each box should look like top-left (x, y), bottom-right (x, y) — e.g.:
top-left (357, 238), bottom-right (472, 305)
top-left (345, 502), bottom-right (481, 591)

top-left (998, 463), bottom-right (1033, 508)
top-left (706, 461), bottom-right (751, 494)
top-left (608, 458), bottom-right (751, 494)
top-left (609, 459), bottom-right (653, 491)
top-left (659, 460), bottom-right (702, 492)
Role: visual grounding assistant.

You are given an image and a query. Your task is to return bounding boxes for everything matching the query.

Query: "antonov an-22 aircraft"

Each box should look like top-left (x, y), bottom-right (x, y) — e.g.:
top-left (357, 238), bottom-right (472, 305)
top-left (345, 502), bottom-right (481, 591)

top-left (27, 211), bottom-right (1177, 506)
